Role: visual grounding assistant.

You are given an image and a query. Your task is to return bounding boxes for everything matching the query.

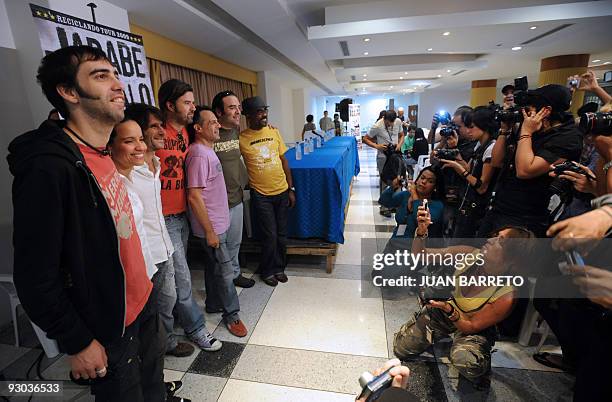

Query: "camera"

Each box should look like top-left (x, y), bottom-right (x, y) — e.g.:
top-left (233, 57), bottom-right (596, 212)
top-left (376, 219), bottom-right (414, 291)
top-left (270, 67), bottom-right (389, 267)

top-left (549, 161), bottom-right (588, 202)
top-left (435, 148), bottom-right (459, 160)
top-left (493, 106), bottom-right (524, 125)
top-left (440, 124), bottom-right (458, 137)
top-left (579, 112), bottom-right (612, 136)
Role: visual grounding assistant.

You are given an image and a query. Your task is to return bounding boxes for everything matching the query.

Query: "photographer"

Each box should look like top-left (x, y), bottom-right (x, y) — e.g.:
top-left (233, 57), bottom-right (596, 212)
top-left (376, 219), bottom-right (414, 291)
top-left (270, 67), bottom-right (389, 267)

top-left (393, 204), bottom-right (534, 387)
top-left (502, 84), bottom-right (515, 110)
top-left (439, 107), bottom-right (498, 238)
top-left (364, 110), bottom-right (406, 216)
top-left (568, 69), bottom-right (612, 106)
top-left (478, 84), bottom-right (583, 237)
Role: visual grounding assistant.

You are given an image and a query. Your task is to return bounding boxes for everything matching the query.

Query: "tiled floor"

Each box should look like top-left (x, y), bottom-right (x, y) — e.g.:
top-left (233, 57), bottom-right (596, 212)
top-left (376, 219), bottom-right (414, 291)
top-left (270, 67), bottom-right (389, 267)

top-left (0, 145), bottom-right (575, 401)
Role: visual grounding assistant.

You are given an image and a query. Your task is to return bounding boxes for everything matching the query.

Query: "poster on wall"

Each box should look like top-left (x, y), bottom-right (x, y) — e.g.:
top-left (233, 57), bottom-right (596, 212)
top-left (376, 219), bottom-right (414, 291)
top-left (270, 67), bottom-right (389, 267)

top-left (29, 4), bottom-right (155, 106)
top-left (348, 103), bottom-right (360, 136)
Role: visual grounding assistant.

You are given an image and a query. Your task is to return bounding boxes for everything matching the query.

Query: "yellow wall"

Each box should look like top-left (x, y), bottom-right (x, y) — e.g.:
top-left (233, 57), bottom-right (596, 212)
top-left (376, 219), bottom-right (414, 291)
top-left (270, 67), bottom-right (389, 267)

top-left (131, 24), bottom-right (258, 86)
top-left (470, 87), bottom-right (497, 108)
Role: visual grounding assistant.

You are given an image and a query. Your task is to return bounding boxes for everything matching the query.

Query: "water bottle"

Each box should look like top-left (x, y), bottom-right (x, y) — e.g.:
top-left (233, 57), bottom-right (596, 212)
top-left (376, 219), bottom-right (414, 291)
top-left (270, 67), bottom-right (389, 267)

top-left (303, 140), bottom-right (310, 155)
top-left (309, 138), bottom-right (315, 152)
top-left (295, 141), bottom-right (302, 160)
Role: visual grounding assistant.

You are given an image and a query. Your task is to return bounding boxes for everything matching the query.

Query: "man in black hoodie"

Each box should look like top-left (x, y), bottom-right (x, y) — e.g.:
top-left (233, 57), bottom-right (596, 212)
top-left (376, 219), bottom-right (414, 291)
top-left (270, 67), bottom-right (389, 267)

top-left (478, 84), bottom-right (583, 237)
top-left (8, 46), bottom-right (171, 401)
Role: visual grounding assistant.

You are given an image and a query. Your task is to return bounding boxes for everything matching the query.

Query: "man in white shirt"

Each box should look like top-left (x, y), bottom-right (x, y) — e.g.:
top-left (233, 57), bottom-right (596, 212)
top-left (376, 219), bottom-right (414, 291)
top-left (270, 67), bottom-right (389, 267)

top-left (319, 110), bottom-right (334, 132)
top-left (363, 110), bottom-right (406, 216)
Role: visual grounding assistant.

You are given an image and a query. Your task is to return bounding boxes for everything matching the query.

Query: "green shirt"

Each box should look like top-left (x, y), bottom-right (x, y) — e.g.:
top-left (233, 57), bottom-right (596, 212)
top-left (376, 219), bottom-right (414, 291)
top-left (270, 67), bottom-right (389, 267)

top-left (214, 127), bottom-right (248, 208)
top-left (401, 135), bottom-right (415, 153)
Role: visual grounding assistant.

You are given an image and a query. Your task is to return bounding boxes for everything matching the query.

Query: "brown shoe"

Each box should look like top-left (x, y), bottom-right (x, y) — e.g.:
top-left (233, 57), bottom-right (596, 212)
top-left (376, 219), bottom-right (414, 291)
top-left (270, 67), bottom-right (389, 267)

top-left (226, 319), bottom-right (248, 337)
top-left (165, 341), bottom-right (195, 357)
top-left (275, 273), bottom-right (288, 283)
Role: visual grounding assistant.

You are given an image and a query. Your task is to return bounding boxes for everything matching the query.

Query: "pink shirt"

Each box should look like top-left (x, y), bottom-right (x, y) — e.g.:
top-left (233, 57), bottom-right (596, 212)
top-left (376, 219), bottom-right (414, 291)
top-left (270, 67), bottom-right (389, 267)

top-left (186, 143), bottom-right (230, 236)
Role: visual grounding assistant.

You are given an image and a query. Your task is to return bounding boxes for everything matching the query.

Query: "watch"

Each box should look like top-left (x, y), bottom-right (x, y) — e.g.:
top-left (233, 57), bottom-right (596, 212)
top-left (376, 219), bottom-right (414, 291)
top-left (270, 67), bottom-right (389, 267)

top-left (289, 187), bottom-right (296, 192)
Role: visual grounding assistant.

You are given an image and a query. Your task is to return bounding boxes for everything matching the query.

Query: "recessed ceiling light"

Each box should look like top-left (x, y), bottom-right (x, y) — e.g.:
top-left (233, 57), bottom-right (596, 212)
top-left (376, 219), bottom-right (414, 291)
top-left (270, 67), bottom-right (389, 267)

top-left (363, 78), bottom-right (367, 81)
top-left (363, 74), bottom-right (367, 77)
top-left (604, 61), bottom-right (611, 65)
top-left (363, 38), bottom-right (370, 42)
top-left (427, 48), bottom-right (433, 51)
top-left (400, 76), bottom-right (403, 79)
top-left (530, 26), bottom-right (537, 30)
top-left (446, 69), bottom-right (451, 73)
top-left (437, 74), bottom-right (442, 78)
top-left (512, 46), bottom-right (522, 51)
top-left (390, 86), bottom-right (394, 89)
top-left (363, 52), bottom-right (369, 55)
top-left (442, 31), bottom-right (450, 36)
top-left (592, 59), bottom-right (601, 63)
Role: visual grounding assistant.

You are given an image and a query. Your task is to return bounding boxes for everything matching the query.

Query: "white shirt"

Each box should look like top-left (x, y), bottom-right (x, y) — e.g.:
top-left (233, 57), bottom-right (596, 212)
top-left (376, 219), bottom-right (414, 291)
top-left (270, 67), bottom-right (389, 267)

top-left (367, 118), bottom-right (404, 156)
top-left (127, 157), bottom-right (175, 265)
top-left (119, 172), bottom-right (158, 279)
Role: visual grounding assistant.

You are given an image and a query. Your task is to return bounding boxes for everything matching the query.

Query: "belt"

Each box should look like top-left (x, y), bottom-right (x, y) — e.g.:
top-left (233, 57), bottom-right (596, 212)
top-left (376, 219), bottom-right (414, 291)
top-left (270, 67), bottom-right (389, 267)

top-left (164, 213), bottom-right (185, 218)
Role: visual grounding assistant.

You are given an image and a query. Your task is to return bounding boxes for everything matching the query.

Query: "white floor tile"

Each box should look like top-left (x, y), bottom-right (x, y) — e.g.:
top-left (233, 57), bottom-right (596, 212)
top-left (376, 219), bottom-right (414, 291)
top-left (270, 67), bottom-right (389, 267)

top-left (175, 372), bottom-right (227, 401)
top-left (248, 276), bottom-right (388, 357)
top-left (164, 368), bottom-right (185, 382)
top-left (218, 379), bottom-right (355, 402)
top-left (335, 231), bottom-right (377, 266)
top-left (491, 341), bottom-right (563, 372)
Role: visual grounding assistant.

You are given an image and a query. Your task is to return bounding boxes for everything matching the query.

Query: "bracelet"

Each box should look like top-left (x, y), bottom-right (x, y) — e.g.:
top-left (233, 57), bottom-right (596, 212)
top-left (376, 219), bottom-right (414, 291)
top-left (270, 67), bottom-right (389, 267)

top-left (449, 310), bottom-right (461, 322)
top-left (462, 170), bottom-right (470, 177)
top-left (603, 160), bottom-right (612, 174)
top-left (518, 135), bottom-right (531, 141)
top-left (498, 130), bottom-right (510, 136)
top-left (445, 303), bottom-right (455, 317)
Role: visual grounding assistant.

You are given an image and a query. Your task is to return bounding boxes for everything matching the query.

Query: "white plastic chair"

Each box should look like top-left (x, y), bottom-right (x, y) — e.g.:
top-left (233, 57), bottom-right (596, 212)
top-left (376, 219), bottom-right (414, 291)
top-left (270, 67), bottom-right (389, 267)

top-left (0, 274), bottom-right (60, 358)
top-left (412, 155), bottom-right (431, 179)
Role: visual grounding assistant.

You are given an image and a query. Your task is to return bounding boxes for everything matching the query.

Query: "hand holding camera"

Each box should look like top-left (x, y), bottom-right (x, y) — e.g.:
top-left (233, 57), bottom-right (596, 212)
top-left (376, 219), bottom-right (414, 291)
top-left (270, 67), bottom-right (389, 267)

top-left (416, 201), bottom-right (431, 236)
top-left (548, 162), bottom-right (597, 195)
top-left (356, 358), bottom-right (411, 402)
top-left (547, 207), bottom-right (612, 253)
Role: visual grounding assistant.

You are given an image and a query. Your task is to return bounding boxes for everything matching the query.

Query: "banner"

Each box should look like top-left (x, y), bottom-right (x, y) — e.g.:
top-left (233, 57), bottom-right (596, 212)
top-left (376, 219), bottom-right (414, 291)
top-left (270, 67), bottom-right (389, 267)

top-left (348, 103), bottom-right (360, 137)
top-left (30, 4), bottom-right (154, 106)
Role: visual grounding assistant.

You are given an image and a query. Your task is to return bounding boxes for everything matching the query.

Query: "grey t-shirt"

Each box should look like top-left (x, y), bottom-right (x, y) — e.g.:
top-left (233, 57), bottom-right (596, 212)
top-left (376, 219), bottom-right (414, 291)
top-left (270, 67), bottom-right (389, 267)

top-left (367, 118), bottom-right (402, 158)
top-left (214, 127), bottom-right (248, 208)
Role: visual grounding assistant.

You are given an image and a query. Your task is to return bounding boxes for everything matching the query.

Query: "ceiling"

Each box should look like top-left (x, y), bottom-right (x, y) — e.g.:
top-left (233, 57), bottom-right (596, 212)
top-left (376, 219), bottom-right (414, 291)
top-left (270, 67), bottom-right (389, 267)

top-left (108, 0), bottom-right (612, 96)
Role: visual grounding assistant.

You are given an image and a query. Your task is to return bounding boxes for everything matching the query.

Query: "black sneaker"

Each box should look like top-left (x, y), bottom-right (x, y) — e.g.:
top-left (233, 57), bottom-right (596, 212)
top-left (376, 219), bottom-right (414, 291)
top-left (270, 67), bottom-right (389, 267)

top-left (262, 276), bottom-right (278, 287)
top-left (165, 342), bottom-right (195, 357)
top-left (275, 273), bottom-right (288, 283)
top-left (166, 381), bottom-right (182, 396)
top-left (233, 274), bottom-right (255, 288)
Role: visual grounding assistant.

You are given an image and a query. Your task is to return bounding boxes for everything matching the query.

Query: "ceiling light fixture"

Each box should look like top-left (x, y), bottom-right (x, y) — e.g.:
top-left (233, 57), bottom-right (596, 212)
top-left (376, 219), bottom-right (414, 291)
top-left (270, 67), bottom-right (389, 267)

top-left (442, 31), bottom-right (450, 36)
top-left (437, 74), bottom-right (442, 78)
top-left (446, 69), bottom-right (451, 73)
top-left (512, 46), bottom-right (522, 51)
top-left (363, 38), bottom-right (370, 42)
top-left (363, 52), bottom-right (369, 55)
top-left (427, 48), bottom-right (433, 51)
top-left (363, 78), bottom-right (367, 81)
top-left (390, 86), bottom-right (394, 89)
top-left (363, 74), bottom-right (367, 77)
top-left (604, 61), bottom-right (611, 65)
top-left (592, 59), bottom-right (601, 63)
top-left (400, 77), bottom-right (403, 79)
top-left (530, 26), bottom-right (537, 30)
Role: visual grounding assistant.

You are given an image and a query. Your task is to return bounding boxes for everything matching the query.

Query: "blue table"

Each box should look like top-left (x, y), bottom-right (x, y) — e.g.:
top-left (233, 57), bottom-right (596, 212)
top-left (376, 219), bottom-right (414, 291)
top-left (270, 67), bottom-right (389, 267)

top-left (285, 136), bottom-right (360, 243)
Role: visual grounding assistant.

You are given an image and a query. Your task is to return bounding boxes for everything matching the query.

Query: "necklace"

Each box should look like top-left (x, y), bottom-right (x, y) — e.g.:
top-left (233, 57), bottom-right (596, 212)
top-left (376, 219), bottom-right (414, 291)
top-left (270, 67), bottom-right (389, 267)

top-left (65, 125), bottom-right (110, 156)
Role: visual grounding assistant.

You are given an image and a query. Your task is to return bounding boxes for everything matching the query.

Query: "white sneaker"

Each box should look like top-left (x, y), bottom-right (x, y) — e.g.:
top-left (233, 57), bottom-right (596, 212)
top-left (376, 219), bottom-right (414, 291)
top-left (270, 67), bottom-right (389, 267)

top-left (190, 331), bottom-right (222, 352)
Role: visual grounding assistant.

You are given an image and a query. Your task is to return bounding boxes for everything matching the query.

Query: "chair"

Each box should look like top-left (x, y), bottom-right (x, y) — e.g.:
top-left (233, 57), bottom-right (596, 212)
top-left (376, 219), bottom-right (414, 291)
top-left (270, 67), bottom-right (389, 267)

top-left (412, 155), bottom-right (430, 179)
top-left (0, 274), bottom-right (60, 358)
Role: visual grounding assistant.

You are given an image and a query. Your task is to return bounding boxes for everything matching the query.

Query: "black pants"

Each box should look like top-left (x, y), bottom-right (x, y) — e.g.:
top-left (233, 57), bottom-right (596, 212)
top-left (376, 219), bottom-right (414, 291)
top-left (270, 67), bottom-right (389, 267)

top-left (476, 209), bottom-right (548, 238)
top-left (91, 292), bottom-right (166, 402)
top-left (251, 189), bottom-right (289, 278)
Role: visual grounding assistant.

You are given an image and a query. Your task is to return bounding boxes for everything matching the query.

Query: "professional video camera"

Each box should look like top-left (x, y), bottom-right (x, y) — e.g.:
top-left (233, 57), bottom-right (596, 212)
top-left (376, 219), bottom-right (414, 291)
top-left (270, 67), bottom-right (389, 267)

top-left (579, 112), bottom-right (612, 136)
top-left (490, 76), bottom-right (530, 125)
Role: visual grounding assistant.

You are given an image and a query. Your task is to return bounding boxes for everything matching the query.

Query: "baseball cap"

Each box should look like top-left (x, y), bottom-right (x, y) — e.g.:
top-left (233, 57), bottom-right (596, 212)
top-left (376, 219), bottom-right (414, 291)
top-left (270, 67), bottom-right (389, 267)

top-left (522, 84), bottom-right (572, 113)
top-left (501, 84), bottom-right (515, 95)
top-left (241, 96), bottom-right (268, 115)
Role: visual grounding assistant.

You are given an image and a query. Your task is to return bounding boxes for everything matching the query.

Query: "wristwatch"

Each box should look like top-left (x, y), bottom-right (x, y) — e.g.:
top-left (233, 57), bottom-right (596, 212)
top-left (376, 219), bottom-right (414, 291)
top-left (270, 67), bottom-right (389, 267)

top-left (289, 186), bottom-right (296, 192)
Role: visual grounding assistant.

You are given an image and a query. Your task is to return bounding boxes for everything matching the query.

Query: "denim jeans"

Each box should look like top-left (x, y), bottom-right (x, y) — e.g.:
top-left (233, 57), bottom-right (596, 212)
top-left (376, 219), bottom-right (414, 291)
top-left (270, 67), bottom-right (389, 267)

top-left (164, 214), bottom-right (207, 340)
top-left (151, 259), bottom-right (178, 351)
top-left (91, 293), bottom-right (165, 402)
top-left (250, 190), bottom-right (289, 278)
top-left (198, 231), bottom-right (240, 323)
top-left (227, 203), bottom-right (244, 279)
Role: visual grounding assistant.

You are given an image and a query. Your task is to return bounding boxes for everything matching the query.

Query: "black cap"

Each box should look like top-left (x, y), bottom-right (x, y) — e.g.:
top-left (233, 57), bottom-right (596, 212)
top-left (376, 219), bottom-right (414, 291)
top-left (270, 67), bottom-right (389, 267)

top-left (241, 96), bottom-right (268, 115)
top-left (524, 84), bottom-right (572, 113)
top-left (501, 84), bottom-right (515, 95)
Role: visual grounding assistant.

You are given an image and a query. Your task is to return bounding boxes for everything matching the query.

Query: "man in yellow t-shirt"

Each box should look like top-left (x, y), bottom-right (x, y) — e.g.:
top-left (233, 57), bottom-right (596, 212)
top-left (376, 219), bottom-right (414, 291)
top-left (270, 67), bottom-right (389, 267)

top-left (240, 96), bottom-right (296, 287)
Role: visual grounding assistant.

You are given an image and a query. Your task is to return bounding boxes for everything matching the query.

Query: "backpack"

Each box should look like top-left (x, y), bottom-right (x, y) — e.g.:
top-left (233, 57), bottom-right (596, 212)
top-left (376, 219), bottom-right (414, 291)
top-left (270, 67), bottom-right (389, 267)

top-left (381, 146), bottom-right (407, 186)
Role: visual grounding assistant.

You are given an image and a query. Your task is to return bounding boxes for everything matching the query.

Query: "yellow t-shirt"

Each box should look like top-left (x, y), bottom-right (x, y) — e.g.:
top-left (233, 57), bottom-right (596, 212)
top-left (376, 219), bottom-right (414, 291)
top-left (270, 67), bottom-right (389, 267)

top-left (239, 126), bottom-right (288, 196)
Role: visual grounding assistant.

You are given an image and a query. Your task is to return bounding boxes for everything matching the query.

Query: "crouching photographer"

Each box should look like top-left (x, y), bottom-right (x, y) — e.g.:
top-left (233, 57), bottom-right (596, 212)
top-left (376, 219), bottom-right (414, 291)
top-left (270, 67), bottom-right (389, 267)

top-left (393, 204), bottom-right (535, 387)
top-left (478, 84), bottom-right (583, 237)
top-left (438, 106), bottom-right (498, 238)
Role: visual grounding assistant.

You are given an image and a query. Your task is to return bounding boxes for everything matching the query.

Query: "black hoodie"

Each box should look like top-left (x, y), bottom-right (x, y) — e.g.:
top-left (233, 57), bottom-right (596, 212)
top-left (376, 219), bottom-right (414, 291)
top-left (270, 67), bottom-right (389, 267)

top-left (8, 120), bottom-right (127, 355)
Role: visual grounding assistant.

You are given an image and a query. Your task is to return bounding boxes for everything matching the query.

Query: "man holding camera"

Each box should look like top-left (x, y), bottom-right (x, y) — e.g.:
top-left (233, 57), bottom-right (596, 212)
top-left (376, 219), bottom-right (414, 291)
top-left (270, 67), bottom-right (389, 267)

top-left (364, 110), bottom-right (406, 216)
top-left (479, 84), bottom-right (583, 237)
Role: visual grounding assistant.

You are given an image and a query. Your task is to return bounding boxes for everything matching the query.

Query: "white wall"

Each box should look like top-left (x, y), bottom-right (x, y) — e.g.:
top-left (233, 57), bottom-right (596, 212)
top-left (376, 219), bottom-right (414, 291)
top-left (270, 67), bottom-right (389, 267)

top-left (47, 0), bottom-right (130, 31)
top-left (257, 71), bottom-right (298, 143)
top-left (418, 88), bottom-right (471, 128)
top-left (0, 0), bottom-right (14, 49)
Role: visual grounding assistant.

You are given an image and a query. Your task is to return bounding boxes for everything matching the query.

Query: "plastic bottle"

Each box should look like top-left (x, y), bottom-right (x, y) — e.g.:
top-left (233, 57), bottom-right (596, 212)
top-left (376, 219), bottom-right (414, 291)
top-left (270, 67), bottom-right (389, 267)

top-left (295, 141), bottom-right (302, 160)
top-left (303, 140), bottom-right (310, 155)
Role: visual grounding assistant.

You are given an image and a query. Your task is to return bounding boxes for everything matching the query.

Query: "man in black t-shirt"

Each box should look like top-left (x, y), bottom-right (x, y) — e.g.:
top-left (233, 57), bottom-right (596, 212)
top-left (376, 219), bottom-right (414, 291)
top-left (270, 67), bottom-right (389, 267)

top-left (478, 84), bottom-right (582, 237)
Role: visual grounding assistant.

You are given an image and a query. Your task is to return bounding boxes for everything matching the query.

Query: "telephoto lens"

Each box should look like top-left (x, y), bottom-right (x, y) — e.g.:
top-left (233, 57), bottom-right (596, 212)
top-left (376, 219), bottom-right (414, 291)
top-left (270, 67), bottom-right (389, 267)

top-left (579, 112), bottom-right (612, 136)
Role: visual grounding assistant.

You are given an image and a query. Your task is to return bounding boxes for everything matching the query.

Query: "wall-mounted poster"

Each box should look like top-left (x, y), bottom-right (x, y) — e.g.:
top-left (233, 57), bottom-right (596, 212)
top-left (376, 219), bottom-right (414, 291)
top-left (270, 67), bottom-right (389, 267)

top-left (30, 4), bottom-right (155, 105)
top-left (348, 103), bottom-right (360, 136)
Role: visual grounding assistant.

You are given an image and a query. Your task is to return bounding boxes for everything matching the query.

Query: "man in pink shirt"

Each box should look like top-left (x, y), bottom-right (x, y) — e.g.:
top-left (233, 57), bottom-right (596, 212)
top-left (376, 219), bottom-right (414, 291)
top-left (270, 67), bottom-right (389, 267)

top-left (186, 106), bottom-right (247, 338)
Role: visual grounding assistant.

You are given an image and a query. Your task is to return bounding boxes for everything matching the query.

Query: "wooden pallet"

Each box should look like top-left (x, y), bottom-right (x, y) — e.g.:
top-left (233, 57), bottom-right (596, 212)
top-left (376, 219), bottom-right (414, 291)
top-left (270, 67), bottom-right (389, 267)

top-left (239, 239), bottom-right (337, 273)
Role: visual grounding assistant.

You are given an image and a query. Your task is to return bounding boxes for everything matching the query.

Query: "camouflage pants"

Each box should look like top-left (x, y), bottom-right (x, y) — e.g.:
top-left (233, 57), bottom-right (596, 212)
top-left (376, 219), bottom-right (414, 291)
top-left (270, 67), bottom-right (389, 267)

top-left (393, 305), bottom-right (495, 381)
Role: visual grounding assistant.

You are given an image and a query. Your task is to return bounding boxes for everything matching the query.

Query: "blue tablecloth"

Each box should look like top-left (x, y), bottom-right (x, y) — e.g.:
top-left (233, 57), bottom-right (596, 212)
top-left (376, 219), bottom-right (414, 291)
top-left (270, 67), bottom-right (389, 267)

top-left (285, 136), bottom-right (360, 243)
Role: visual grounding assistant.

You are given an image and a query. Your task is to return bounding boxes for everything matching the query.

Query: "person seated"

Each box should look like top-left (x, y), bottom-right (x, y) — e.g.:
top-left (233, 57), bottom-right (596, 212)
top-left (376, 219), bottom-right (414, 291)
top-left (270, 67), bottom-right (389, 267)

top-left (378, 166), bottom-right (444, 238)
top-left (393, 205), bottom-right (535, 387)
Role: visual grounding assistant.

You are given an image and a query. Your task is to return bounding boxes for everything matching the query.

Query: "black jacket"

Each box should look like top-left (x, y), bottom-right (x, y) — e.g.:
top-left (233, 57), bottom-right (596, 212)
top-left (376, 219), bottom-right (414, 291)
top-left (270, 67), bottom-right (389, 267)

top-left (8, 120), bottom-right (126, 355)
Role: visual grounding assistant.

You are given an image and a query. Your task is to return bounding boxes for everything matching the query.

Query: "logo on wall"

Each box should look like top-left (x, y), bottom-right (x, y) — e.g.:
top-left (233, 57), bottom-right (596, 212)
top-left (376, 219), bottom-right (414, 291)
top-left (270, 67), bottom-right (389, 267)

top-left (29, 4), bottom-right (155, 106)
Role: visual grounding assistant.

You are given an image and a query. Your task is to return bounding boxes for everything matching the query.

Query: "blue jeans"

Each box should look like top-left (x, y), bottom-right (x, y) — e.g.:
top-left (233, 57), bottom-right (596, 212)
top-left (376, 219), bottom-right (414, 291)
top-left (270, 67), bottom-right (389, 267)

top-left (198, 232), bottom-right (240, 323)
top-left (164, 214), bottom-right (207, 341)
top-left (250, 190), bottom-right (289, 278)
top-left (227, 203), bottom-right (244, 279)
top-left (152, 259), bottom-right (178, 350)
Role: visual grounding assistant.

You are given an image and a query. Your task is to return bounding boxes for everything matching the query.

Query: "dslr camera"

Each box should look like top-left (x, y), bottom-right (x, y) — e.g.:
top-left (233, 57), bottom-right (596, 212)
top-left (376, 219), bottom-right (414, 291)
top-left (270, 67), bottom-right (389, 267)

top-left (435, 148), bottom-right (460, 160)
top-left (440, 123), bottom-right (459, 137)
top-left (579, 112), bottom-right (612, 136)
top-left (549, 161), bottom-right (591, 202)
top-left (491, 76), bottom-right (530, 125)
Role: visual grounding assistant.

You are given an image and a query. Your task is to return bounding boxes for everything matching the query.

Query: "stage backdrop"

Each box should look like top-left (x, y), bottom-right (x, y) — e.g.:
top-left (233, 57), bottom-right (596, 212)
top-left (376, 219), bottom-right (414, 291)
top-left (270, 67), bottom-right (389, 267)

top-left (29, 3), bottom-right (154, 106)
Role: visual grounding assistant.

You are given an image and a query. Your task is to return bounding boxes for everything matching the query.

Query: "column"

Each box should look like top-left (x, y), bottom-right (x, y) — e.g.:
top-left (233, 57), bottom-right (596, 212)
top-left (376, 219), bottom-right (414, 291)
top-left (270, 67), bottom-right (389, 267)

top-left (539, 54), bottom-right (590, 115)
top-left (470, 79), bottom-right (497, 108)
